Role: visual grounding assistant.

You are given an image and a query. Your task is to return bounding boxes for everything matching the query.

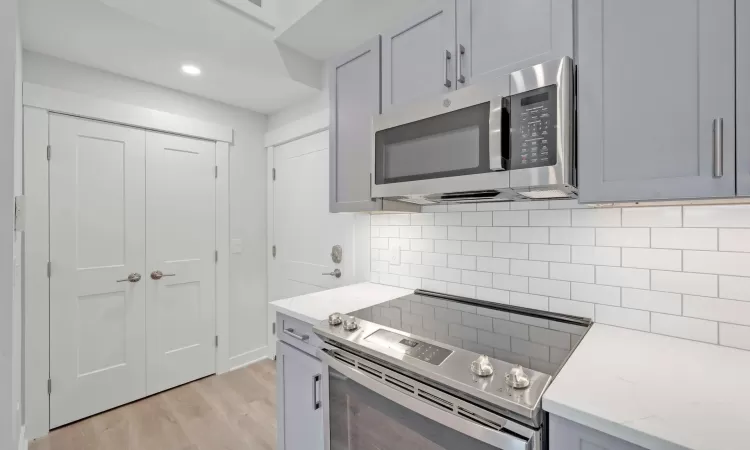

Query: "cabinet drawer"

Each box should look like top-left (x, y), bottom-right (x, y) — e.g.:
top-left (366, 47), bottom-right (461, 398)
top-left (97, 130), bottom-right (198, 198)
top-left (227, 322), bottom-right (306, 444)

top-left (277, 313), bottom-right (322, 357)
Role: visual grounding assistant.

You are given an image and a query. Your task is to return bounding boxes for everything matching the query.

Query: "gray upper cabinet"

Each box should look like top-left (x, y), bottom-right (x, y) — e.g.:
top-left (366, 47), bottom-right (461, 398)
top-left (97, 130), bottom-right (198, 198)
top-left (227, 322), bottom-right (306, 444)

top-left (738, 0), bottom-right (750, 196)
top-left (549, 415), bottom-right (647, 450)
top-left (455, 0), bottom-right (573, 86)
top-left (578, 0), bottom-right (736, 203)
top-left (276, 341), bottom-right (324, 450)
top-left (382, 0), bottom-right (457, 110)
top-left (329, 36), bottom-right (381, 213)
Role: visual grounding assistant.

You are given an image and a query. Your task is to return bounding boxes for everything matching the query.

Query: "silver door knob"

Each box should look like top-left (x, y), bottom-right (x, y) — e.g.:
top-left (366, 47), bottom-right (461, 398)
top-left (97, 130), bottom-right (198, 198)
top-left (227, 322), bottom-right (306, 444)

top-left (117, 273), bottom-right (142, 283)
top-left (322, 269), bottom-right (342, 278)
top-left (150, 270), bottom-right (176, 280)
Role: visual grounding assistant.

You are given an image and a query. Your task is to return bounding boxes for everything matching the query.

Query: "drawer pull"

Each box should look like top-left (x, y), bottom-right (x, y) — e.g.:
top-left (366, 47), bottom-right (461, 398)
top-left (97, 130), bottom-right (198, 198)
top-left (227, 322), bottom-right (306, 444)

top-left (284, 328), bottom-right (309, 341)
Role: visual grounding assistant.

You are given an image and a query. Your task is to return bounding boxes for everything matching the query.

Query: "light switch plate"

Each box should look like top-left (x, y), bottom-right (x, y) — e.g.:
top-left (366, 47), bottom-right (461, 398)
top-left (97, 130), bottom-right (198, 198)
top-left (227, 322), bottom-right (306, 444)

top-left (389, 241), bottom-right (401, 265)
top-left (231, 239), bottom-right (242, 254)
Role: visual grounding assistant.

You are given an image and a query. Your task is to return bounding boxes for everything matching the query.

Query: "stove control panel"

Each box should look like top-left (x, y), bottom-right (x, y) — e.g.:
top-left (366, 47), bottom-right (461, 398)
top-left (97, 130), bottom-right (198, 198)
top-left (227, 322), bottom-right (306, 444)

top-left (365, 329), bottom-right (453, 366)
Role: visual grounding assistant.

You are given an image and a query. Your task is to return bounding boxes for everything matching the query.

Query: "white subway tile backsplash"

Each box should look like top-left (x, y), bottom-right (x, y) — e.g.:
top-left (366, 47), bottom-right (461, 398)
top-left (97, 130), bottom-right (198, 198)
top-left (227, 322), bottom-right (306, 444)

top-left (448, 226), bottom-right (477, 241)
top-left (463, 212), bottom-right (493, 226)
top-left (621, 206), bottom-right (682, 227)
top-left (720, 276), bottom-right (750, 302)
top-left (571, 282), bottom-right (620, 306)
top-left (595, 305), bottom-right (650, 331)
top-left (596, 228), bottom-right (650, 248)
top-left (435, 240), bottom-right (462, 254)
top-left (622, 248), bottom-right (682, 271)
top-left (493, 211), bottom-right (529, 226)
top-left (371, 204), bottom-right (750, 351)
top-left (719, 323), bottom-right (750, 351)
top-left (530, 210), bottom-right (571, 226)
top-left (511, 227), bottom-right (549, 244)
top-left (477, 257), bottom-right (510, 274)
top-left (572, 246), bottom-right (620, 266)
top-left (529, 244), bottom-right (571, 263)
top-left (550, 263), bottom-right (595, 283)
top-left (683, 295), bottom-right (750, 327)
top-left (651, 270), bottom-right (717, 297)
top-left (493, 274), bottom-right (529, 293)
top-left (651, 228), bottom-right (718, 251)
top-left (719, 229), bottom-right (750, 252)
top-left (622, 288), bottom-right (681, 315)
top-left (683, 205), bottom-right (750, 228)
top-left (684, 251), bottom-right (750, 277)
top-left (476, 227), bottom-right (510, 242)
top-left (550, 227), bottom-right (595, 246)
top-left (462, 241), bottom-right (493, 257)
top-left (572, 209), bottom-right (621, 227)
top-left (448, 254), bottom-right (476, 270)
top-left (511, 259), bottom-right (549, 278)
top-left (435, 212), bottom-right (462, 226)
top-left (651, 313), bottom-right (718, 344)
top-left (529, 278), bottom-right (571, 299)
top-left (596, 266), bottom-right (649, 289)
top-left (462, 270), bottom-right (493, 287)
top-left (422, 226), bottom-right (448, 239)
top-left (494, 243), bottom-right (529, 259)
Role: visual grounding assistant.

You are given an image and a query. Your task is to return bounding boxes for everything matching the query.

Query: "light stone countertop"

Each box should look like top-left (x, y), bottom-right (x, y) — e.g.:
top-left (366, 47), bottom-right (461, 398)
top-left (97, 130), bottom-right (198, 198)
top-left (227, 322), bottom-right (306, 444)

top-left (543, 323), bottom-right (750, 450)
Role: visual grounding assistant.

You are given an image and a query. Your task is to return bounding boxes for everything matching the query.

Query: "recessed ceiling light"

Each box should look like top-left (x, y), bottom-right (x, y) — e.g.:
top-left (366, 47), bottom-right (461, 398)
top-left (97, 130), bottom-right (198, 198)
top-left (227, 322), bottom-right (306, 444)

top-left (181, 64), bottom-right (201, 76)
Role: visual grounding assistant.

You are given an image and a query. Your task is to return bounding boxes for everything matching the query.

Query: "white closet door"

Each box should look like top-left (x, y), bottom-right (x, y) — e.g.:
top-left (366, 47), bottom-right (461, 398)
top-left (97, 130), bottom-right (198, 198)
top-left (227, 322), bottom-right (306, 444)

top-left (145, 132), bottom-right (216, 395)
top-left (49, 115), bottom-right (147, 428)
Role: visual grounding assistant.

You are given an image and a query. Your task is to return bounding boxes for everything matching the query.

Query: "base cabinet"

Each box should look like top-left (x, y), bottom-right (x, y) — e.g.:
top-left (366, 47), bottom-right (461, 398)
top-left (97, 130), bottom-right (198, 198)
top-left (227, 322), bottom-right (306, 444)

top-left (549, 415), bottom-right (647, 450)
top-left (276, 341), bottom-right (324, 450)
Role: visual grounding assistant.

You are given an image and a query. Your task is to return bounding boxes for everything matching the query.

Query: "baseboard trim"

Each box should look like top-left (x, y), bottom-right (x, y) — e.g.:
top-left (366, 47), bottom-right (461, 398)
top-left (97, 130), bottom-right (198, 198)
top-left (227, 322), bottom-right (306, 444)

top-left (18, 426), bottom-right (28, 450)
top-left (228, 346), bottom-right (268, 371)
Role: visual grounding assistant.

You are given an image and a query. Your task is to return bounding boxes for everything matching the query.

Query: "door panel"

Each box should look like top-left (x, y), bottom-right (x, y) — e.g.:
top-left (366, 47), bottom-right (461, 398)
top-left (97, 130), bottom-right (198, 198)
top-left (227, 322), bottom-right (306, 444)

top-left (382, 0), bottom-right (456, 109)
top-left (49, 115), bottom-right (146, 427)
top-left (277, 341), bottom-right (324, 450)
top-left (738, 0), bottom-right (750, 196)
top-left (578, 0), bottom-right (735, 203)
top-left (145, 132), bottom-right (216, 395)
top-left (456, 0), bottom-right (573, 86)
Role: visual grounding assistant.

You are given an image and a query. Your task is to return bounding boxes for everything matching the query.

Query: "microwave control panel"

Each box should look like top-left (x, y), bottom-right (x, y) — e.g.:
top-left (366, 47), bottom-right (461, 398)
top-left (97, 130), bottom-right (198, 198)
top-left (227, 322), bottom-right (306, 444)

top-left (508, 85), bottom-right (557, 170)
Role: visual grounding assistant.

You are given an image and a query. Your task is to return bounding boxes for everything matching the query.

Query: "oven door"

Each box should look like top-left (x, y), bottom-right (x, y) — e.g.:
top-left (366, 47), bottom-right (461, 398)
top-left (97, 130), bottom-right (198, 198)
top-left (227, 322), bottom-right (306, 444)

top-left (371, 76), bottom-right (510, 199)
top-left (318, 348), bottom-right (539, 450)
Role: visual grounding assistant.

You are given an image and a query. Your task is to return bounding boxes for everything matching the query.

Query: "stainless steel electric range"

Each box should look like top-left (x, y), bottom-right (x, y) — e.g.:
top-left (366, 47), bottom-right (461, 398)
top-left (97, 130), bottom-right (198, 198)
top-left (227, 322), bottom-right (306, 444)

top-left (313, 290), bottom-right (592, 450)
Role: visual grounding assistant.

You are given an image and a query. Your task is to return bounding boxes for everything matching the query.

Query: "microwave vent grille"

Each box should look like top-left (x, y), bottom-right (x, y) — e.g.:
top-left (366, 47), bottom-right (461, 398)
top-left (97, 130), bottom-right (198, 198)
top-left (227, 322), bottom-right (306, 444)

top-left (437, 191), bottom-right (504, 202)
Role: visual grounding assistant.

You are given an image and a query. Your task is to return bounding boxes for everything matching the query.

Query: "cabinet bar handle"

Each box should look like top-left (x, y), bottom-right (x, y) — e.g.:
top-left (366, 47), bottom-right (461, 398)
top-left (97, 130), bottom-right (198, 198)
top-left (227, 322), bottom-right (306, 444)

top-left (444, 50), bottom-right (452, 88)
top-left (458, 45), bottom-right (466, 84)
top-left (283, 328), bottom-right (309, 341)
top-left (312, 374), bottom-right (321, 410)
top-left (714, 118), bottom-right (724, 178)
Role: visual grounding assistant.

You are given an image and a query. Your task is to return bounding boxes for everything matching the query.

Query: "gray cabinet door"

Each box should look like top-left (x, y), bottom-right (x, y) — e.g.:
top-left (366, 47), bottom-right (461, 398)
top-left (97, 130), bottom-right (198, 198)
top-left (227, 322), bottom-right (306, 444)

top-left (276, 341), bottom-right (324, 450)
top-left (738, 0), bottom-right (750, 196)
top-left (577, 0), bottom-right (736, 203)
top-left (456, 0), bottom-right (573, 87)
top-left (329, 36), bottom-right (381, 213)
top-left (549, 415), bottom-right (647, 450)
top-left (382, 0), bottom-right (456, 110)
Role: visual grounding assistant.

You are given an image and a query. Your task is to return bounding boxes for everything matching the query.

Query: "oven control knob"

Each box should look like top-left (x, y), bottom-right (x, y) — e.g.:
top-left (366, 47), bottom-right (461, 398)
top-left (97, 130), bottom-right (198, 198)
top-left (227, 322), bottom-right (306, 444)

top-left (505, 365), bottom-right (531, 389)
top-left (343, 318), bottom-right (358, 331)
top-left (328, 313), bottom-right (343, 326)
top-left (470, 354), bottom-right (494, 377)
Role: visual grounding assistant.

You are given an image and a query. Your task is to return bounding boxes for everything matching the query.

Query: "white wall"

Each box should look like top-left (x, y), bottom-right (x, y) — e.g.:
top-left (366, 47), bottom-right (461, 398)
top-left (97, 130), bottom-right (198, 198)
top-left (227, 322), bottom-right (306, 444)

top-left (23, 51), bottom-right (271, 368)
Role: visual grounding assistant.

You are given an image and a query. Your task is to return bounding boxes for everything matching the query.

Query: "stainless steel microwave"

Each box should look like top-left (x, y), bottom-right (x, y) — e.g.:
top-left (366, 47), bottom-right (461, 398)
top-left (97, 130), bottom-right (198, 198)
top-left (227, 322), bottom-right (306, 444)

top-left (371, 57), bottom-right (576, 204)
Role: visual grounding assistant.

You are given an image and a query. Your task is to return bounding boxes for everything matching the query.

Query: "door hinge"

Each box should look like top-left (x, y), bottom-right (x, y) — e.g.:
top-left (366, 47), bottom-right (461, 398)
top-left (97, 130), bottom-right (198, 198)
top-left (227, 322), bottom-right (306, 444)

top-left (272, 322), bottom-right (276, 335)
top-left (272, 245), bottom-right (276, 258)
top-left (47, 261), bottom-right (51, 278)
top-left (215, 250), bottom-right (218, 263)
top-left (46, 145), bottom-right (51, 161)
top-left (272, 168), bottom-right (276, 181)
top-left (215, 335), bottom-right (219, 347)
top-left (47, 379), bottom-right (51, 395)
top-left (215, 165), bottom-right (218, 178)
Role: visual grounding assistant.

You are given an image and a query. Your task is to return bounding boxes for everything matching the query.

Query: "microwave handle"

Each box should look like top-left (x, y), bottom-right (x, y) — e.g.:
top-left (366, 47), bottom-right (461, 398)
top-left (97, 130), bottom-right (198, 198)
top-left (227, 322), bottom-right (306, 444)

top-left (444, 50), bottom-right (452, 88)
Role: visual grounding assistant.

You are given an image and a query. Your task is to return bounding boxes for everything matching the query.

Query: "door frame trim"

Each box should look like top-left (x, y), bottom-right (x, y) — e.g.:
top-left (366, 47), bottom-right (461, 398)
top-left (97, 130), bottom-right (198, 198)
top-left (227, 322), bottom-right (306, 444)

top-left (23, 86), bottom-right (232, 439)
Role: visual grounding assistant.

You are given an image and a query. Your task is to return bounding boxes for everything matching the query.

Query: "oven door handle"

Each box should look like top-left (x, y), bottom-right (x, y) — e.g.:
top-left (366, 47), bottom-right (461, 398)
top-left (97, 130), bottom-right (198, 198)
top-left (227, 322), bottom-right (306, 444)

top-left (318, 349), bottom-right (533, 450)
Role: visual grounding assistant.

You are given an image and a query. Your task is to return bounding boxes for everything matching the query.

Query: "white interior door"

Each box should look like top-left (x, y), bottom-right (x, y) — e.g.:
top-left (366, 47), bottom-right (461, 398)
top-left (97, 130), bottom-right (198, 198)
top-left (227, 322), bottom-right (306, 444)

top-left (271, 131), bottom-right (356, 303)
top-left (49, 115), bottom-right (147, 428)
top-left (145, 132), bottom-right (216, 395)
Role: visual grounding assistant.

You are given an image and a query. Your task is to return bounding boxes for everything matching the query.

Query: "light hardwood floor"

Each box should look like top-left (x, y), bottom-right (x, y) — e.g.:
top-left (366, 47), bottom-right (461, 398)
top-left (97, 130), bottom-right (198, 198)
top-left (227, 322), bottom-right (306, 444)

top-left (30, 359), bottom-right (277, 450)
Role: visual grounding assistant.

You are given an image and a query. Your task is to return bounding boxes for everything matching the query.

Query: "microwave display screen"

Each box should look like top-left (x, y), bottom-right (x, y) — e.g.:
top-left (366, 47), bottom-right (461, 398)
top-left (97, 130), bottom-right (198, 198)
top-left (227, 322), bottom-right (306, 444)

top-left (506, 85), bottom-right (557, 170)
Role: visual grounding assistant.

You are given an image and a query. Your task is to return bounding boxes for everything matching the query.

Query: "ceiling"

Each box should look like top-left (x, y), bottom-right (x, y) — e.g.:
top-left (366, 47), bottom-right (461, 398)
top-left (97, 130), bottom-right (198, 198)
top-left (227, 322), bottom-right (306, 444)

top-left (20, 0), bottom-right (324, 114)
